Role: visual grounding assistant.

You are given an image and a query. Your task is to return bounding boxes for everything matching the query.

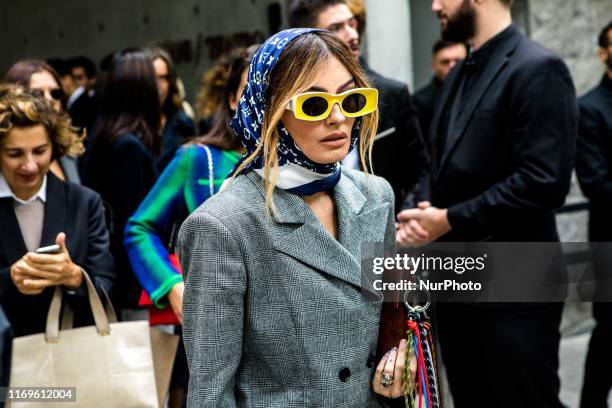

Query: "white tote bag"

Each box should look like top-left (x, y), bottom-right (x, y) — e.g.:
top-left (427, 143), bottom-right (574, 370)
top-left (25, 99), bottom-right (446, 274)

top-left (9, 271), bottom-right (178, 407)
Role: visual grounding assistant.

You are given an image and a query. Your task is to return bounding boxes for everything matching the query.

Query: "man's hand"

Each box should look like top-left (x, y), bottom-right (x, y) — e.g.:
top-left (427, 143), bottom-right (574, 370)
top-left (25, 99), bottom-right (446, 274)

top-left (396, 201), bottom-right (451, 245)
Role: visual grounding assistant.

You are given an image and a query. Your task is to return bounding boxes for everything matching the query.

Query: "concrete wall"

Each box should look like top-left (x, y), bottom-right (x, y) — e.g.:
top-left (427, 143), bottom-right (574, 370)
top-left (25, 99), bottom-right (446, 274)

top-left (364, 0), bottom-right (414, 89)
top-left (0, 0), bottom-right (282, 104)
top-left (529, 0), bottom-right (611, 96)
top-left (409, 0), bottom-right (441, 92)
top-left (1, 0), bottom-right (420, 102)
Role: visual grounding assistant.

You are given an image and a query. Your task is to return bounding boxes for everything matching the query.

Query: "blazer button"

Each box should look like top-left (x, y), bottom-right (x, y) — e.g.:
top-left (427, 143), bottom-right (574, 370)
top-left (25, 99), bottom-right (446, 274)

top-left (339, 367), bottom-right (351, 382)
top-left (366, 353), bottom-right (376, 368)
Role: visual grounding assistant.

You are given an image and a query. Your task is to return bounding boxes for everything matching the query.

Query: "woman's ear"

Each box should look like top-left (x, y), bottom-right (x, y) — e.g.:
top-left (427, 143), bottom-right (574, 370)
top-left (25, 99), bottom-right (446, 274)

top-left (229, 92), bottom-right (239, 111)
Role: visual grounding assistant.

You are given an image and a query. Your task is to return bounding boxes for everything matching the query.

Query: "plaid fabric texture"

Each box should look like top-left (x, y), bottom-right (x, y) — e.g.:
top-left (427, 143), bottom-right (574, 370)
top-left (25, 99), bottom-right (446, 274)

top-left (178, 168), bottom-right (395, 407)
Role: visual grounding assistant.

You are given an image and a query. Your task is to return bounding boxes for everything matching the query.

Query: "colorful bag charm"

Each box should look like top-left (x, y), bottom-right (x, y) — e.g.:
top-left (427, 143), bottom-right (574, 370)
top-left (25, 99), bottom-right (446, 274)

top-left (403, 293), bottom-right (441, 408)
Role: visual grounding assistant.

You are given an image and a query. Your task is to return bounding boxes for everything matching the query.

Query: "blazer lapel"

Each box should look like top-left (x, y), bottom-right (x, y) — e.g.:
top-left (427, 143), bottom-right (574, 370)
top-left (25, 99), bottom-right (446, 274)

top-left (333, 173), bottom-right (389, 264)
top-left (429, 62), bottom-right (463, 175)
top-left (0, 198), bottom-right (28, 264)
top-left (438, 30), bottom-right (522, 178)
top-left (40, 173), bottom-right (66, 247)
top-left (246, 172), bottom-right (384, 288)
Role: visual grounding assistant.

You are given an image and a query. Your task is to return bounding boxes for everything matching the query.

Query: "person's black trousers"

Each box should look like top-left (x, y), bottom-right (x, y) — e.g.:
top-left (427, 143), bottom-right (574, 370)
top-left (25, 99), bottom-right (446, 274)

top-left (435, 302), bottom-right (565, 408)
top-left (580, 302), bottom-right (612, 408)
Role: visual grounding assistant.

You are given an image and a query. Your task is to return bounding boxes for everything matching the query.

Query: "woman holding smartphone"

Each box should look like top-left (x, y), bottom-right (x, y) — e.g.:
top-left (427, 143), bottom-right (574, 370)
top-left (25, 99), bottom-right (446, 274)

top-left (179, 29), bottom-right (410, 407)
top-left (0, 85), bottom-right (114, 337)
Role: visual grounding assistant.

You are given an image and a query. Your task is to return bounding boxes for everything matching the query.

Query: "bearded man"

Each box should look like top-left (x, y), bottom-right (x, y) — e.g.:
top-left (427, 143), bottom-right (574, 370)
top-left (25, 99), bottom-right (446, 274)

top-left (396, 0), bottom-right (577, 407)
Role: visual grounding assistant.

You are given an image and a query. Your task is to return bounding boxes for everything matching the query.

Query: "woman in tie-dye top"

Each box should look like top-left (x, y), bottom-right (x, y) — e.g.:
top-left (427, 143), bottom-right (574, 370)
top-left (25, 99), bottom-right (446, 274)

top-left (124, 47), bottom-right (254, 319)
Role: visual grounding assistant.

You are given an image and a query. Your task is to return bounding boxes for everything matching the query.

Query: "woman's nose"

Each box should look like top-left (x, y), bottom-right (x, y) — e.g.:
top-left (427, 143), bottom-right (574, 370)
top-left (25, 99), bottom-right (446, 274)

top-left (21, 156), bottom-right (38, 172)
top-left (43, 90), bottom-right (53, 103)
top-left (326, 102), bottom-right (346, 125)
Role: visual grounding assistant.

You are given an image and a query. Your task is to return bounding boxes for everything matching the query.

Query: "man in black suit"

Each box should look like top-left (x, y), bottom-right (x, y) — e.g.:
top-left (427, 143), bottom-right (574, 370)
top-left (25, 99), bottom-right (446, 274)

top-left (575, 20), bottom-right (612, 408)
top-left (289, 0), bottom-right (428, 212)
top-left (414, 39), bottom-right (466, 140)
top-left (66, 56), bottom-right (99, 131)
top-left (396, 0), bottom-right (577, 406)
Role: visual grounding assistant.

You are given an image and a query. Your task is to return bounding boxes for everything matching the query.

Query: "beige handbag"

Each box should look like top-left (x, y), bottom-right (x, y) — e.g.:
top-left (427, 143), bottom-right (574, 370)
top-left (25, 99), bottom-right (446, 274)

top-left (8, 271), bottom-right (179, 407)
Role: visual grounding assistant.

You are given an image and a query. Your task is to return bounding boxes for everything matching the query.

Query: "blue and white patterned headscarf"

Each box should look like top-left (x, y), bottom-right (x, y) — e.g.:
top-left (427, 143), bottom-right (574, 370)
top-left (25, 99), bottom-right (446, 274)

top-left (229, 28), bottom-right (361, 195)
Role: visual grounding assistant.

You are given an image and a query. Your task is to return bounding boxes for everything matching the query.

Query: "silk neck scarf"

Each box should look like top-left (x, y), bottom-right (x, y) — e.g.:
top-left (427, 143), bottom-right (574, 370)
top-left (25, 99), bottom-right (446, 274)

top-left (229, 28), bottom-right (361, 195)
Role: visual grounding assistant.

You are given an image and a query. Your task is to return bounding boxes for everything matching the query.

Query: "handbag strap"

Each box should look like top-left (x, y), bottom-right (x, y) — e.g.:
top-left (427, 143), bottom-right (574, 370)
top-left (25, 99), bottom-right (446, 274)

top-left (59, 284), bottom-right (118, 330)
top-left (46, 269), bottom-right (111, 342)
top-left (199, 144), bottom-right (215, 197)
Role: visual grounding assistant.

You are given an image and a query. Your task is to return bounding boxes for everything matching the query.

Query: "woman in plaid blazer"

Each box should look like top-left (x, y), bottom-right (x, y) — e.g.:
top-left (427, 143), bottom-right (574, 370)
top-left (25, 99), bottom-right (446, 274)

top-left (179, 29), bottom-right (408, 407)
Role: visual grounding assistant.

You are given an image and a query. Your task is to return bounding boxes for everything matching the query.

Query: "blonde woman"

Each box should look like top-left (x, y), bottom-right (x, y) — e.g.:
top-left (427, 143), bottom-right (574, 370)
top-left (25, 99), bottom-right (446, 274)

top-left (178, 29), bottom-right (410, 406)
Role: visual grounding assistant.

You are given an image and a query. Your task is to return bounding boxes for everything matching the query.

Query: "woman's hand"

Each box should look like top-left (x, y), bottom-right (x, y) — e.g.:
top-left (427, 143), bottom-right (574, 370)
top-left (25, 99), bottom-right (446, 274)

top-left (372, 339), bottom-right (416, 399)
top-left (168, 282), bottom-right (184, 324)
top-left (10, 233), bottom-right (83, 295)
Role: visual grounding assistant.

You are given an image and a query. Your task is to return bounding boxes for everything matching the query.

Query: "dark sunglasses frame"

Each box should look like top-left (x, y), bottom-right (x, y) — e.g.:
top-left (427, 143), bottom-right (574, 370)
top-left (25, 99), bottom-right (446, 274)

top-left (30, 88), bottom-right (64, 101)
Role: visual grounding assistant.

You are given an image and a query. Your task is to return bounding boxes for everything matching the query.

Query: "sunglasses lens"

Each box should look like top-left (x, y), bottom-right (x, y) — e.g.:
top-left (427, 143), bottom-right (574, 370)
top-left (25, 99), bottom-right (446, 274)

top-left (30, 89), bottom-right (44, 98)
top-left (50, 89), bottom-right (64, 100)
top-left (302, 96), bottom-right (328, 117)
top-left (342, 92), bottom-right (367, 114)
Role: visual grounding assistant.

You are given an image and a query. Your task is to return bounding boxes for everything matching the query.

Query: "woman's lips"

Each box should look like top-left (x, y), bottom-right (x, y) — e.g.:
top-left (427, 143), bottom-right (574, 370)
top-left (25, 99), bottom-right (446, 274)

top-left (320, 132), bottom-right (348, 148)
top-left (18, 174), bottom-right (38, 183)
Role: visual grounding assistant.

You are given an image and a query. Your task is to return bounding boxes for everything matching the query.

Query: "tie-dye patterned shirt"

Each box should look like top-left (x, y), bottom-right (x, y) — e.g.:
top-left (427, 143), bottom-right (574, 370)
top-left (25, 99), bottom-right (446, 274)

top-left (124, 144), bottom-right (241, 306)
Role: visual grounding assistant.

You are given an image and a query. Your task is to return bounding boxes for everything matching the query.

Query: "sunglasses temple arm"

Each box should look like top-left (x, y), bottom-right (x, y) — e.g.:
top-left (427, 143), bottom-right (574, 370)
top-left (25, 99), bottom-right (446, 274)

top-left (286, 99), bottom-right (295, 112)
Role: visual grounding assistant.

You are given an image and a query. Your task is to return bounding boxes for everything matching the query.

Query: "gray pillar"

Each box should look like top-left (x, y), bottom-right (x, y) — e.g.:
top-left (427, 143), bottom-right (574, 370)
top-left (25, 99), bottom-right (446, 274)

top-left (364, 0), bottom-right (414, 89)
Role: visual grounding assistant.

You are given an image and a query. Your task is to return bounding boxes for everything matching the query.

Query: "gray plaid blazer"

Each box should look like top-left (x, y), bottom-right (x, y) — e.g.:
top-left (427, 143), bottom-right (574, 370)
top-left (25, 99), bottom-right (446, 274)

top-left (178, 168), bottom-right (395, 407)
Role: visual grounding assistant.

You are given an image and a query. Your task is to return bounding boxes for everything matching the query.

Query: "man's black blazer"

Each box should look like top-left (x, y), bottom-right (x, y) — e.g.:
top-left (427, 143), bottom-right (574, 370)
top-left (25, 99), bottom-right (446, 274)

top-left (0, 173), bottom-right (115, 337)
top-left (575, 75), bottom-right (612, 241)
top-left (414, 77), bottom-right (444, 142)
top-left (363, 64), bottom-right (428, 212)
top-left (416, 26), bottom-right (577, 242)
top-left (68, 91), bottom-right (99, 130)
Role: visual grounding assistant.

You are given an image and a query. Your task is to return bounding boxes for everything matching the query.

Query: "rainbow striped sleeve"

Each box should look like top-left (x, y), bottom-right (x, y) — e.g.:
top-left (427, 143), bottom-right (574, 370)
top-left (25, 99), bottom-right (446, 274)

top-left (124, 146), bottom-right (201, 306)
top-left (124, 145), bottom-right (241, 307)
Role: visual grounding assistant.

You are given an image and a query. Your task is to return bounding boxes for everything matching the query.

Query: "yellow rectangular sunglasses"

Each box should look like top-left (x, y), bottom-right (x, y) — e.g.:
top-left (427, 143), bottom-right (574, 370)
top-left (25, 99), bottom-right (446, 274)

top-left (286, 87), bottom-right (378, 121)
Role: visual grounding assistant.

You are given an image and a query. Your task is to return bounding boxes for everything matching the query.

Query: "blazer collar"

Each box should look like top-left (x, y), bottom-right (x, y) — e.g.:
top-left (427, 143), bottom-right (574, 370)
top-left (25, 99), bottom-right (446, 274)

top-left (40, 172), bottom-right (66, 247)
top-left (0, 197), bottom-right (27, 264)
top-left (245, 171), bottom-right (387, 288)
top-left (245, 170), bottom-right (367, 223)
top-left (0, 173), bottom-right (47, 203)
top-left (436, 25), bottom-right (522, 178)
top-left (40, 172), bottom-right (70, 246)
top-left (0, 172), bottom-right (65, 263)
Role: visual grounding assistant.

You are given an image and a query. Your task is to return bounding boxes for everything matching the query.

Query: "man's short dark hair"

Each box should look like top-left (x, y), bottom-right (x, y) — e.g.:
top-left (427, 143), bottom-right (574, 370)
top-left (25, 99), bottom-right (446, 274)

top-left (499, 0), bottom-right (514, 7)
top-left (46, 58), bottom-right (70, 77)
top-left (599, 21), bottom-right (612, 48)
top-left (68, 56), bottom-right (96, 78)
top-left (432, 39), bottom-right (467, 56)
top-left (288, 0), bottom-right (347, 28)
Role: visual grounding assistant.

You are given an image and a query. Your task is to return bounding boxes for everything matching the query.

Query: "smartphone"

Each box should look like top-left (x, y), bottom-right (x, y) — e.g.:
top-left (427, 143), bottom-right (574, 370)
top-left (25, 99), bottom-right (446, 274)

top-left (35, 244), bottom-right (61, 254)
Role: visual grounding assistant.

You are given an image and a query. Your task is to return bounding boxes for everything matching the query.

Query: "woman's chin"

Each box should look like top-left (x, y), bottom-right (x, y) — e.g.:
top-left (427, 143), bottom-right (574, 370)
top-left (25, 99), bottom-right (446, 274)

top-left (307, 146), bottom-right (351, 165)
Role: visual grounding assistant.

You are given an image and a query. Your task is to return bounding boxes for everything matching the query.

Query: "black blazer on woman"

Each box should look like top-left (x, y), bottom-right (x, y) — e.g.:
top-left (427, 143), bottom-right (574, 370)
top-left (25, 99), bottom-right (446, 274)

top-left (84, 132), bottom-right (158, 309)
top-left (0, 173), bottom-right (115, 337)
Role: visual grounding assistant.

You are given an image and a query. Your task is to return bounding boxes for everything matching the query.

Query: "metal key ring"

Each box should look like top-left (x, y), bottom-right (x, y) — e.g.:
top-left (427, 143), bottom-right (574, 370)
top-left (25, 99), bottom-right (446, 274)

top-left (403, 286), bottom-right (431, 313)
